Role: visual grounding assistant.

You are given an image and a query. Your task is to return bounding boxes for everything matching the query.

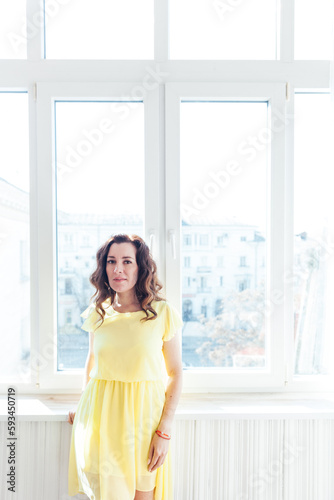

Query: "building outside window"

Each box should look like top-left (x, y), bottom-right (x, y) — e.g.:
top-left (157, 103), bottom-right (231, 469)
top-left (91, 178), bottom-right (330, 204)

top-left (183, 234), bottom-right (191, 246)
top-left (217, 256), bottom-right (224, 268)
top-left (65, 279), bottom-right (72, 295)
top-left (199, 234), bottom-right (209, 245)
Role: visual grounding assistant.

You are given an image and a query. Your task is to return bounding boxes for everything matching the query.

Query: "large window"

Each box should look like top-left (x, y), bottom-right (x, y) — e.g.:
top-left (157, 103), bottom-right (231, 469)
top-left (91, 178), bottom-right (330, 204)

top-left (0, 92), bottom-right (30, 379)
top-left (1, 2), bottom-right (334, 393)
top-left (33, 82), bottom-right (157, 389)
top-left (295, 0), bottom-right (333, 60)
top-left (55, 100), bottom-right (145, 371)
top-left (180, 101), bottom-right (268, 369)
top-left (293, 92), bottom-right (334, 377)
top-left (44, 0), bottom-right (154, 59)
top-left (0, 1), bottom-right (26, 58)
top-left (166, 82), bottom-right (285, 388)
top-left (169, 0), bottom-right (279, 59)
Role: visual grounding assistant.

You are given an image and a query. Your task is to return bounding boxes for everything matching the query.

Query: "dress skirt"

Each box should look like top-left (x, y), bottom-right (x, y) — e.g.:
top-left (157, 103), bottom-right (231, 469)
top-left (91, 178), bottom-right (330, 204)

top-left (68, 377), bottom-right (174, 500)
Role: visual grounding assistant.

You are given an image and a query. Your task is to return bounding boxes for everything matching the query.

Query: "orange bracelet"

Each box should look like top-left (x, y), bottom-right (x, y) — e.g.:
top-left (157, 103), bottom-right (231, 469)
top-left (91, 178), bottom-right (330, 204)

top-left (155, 429), bottom-right (171, 440)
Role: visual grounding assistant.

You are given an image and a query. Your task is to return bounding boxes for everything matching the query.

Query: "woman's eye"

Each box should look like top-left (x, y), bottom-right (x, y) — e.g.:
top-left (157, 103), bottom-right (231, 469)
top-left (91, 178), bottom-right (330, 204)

top-left (107, 260), bottom-right (132, 264)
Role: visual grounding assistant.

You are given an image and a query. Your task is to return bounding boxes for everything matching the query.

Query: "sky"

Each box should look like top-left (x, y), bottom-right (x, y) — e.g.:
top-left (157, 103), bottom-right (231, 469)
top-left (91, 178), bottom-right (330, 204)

top-left (55, 101), bottom-right (145, 216)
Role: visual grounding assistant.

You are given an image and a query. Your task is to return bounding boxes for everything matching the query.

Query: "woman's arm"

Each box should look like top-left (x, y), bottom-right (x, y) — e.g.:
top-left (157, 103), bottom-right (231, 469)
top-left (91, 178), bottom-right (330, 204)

top-left (82, 332), bottom-right (95, 392)
top-left (147, 329), bottom-right (183, 471)
top-left (82, 354), bottom-right (95, 392)
top-left (158, 329), bottom-right (183, 435)
top-left (82, 332), bottom-right (95, 391)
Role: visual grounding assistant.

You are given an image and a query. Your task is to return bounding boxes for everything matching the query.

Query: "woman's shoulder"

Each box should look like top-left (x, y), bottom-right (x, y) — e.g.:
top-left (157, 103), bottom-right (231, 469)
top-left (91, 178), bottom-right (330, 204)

top-left (152, 298), bottom-right (166, 306)
top-left (151, 299), bottom-right (182, 320)
top-left (153, 298), bottom-right (176, 310)
top-left (151, 298), bottom-right (167, 312)
top-left (80, 302), bottom-right (102, 332)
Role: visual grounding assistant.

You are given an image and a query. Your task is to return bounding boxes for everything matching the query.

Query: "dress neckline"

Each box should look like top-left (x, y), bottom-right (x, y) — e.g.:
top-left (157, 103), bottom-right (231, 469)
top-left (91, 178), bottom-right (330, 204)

top-left (110, 305), bottom-right (144, 314)
top-left (109, 299), bottom-right (158, 315)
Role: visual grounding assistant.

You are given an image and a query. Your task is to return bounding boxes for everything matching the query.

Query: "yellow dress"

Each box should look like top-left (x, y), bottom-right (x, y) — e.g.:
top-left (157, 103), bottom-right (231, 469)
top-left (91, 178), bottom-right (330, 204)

top-left (68, 298), bottom-right (183, 500)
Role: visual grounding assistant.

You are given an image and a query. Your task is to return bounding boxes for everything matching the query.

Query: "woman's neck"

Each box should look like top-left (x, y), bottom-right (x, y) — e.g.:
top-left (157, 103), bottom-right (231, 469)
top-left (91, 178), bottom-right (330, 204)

top-left (113, 292), bottom-right (140, 309)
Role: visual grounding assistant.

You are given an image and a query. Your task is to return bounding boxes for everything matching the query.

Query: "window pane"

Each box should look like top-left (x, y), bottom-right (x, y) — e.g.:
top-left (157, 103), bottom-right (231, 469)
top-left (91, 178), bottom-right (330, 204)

top-left (181, 101), bottom-right (268, 369)
top-left (170, 0), bottom-right (278, 60)
top-left (295, 0), bottom-right (333, 59)
top-left (0, 92), bottom-right (30, 379)
top-left (0, 1), bottom-right (26, 58)
top-left (55, 100), bottom-right (145, 371)
top-left (294, 93), bottom-right (334, 376)
top-left (45, 0), bottom-right (154, 59)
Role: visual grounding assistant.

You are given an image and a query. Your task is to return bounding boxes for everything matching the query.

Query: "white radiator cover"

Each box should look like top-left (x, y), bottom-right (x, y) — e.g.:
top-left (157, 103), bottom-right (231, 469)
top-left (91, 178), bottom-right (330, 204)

top-left (0, 418), bottom-right (333, 500)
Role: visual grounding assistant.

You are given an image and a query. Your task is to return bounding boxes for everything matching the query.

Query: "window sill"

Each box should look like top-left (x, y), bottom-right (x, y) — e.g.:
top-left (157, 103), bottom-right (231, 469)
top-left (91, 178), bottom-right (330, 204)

top-left (1, 392), bottom-right (334, 421)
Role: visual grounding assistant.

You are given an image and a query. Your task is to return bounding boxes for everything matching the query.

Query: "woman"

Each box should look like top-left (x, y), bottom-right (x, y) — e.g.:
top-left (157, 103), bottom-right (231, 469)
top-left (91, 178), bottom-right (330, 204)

top-left (67, 233), bottom-right (183, 500)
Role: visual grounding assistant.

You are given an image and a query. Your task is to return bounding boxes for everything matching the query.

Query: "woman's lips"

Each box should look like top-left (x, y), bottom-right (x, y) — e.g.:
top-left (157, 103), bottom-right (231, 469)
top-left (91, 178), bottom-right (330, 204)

top-left (114, 278), bottom-right (126, 281)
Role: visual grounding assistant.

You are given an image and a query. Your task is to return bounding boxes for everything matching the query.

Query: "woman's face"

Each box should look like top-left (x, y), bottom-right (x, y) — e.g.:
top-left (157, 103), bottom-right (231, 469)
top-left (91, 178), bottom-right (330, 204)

top-left (105, 242), bottom-right (139, 293)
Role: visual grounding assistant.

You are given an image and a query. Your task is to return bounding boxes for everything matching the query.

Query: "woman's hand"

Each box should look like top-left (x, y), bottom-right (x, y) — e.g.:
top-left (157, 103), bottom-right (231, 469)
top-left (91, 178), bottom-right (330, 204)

top-left (147, 432), bottom-right (170, 472)
top-left (68, 410), bottom-right (76, 425)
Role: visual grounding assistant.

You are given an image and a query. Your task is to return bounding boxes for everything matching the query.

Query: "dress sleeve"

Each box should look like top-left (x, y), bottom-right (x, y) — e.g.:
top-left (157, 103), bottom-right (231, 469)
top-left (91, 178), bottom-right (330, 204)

top-left (162, 300), bottom-right (184, 342)
top-left (80, 303), bottom-right (102, 333)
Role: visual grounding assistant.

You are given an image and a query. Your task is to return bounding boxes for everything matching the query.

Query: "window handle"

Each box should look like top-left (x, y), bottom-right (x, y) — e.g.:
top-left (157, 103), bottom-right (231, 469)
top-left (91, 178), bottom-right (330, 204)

top-left (168, 229), bottom-right (176, 260)
top-left (149, 230), bottom-right (155, 255)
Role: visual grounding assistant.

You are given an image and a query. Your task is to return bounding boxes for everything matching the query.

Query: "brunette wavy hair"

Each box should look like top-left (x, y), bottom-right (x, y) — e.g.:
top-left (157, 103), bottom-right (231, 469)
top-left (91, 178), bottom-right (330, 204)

top-left (89, 234), bottom-right (166, 325)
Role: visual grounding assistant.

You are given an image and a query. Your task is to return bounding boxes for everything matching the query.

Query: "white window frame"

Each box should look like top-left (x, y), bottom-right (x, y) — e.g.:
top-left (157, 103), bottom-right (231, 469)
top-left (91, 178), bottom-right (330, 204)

top-left (36, 82), bottom-right (161, 390)
top-left (0, 0), bottom-right (333, 394)
top-left (166, 82), bottom-right (287, 390)
top-left (287, 87), bottom-right (334, 393)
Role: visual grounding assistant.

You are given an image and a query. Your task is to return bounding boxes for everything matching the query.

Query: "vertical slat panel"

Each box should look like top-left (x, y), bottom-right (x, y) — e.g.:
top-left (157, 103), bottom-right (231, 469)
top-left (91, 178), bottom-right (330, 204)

top-left (0, 418), bottom-right (333, 499)
top-left (173, 419), bottom-right (196, 500)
